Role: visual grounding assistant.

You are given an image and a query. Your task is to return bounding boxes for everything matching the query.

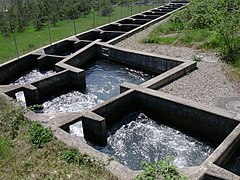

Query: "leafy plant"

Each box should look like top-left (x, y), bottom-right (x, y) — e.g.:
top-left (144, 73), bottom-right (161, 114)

top-left (28, 104), bottom-right (44, 112)
top-left (62, 148), bottom-right (95, 166)
top-left (28, 122), bottom-right (53, 148)
top-left (61, 148), bottom-right (81, 163)
top-left (136, 156), bottom-right (187, 180)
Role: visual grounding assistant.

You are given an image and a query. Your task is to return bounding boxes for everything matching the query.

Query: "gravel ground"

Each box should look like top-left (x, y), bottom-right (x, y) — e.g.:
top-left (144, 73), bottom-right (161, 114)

top-left (116, 20), bottom-right (240, 106)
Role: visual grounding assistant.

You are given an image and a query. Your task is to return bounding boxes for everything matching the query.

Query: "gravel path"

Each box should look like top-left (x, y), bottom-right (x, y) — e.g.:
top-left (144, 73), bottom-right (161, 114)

top-left (116, 20), bottom-right (240, 106)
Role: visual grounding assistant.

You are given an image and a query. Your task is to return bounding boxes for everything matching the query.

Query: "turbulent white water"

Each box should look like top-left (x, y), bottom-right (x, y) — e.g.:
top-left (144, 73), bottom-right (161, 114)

top-left (83, 60), bottom-right (153, 101)
top-left (43, 91), bottom-right (103, 113)
top-left (95, 112), bottom-right (215, 170)
top-left (43, 60), bottom-right (153, 113)
top-left (11, 69), bottom-right (56, 85)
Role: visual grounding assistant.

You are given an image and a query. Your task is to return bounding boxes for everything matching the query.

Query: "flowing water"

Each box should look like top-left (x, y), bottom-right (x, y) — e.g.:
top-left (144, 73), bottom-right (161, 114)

top-left (43, 59), bottom-right (153, 113)
top-left (92, 112), bottom-right (215, 170)
top-left (11, 69), bottom-right (56, 85)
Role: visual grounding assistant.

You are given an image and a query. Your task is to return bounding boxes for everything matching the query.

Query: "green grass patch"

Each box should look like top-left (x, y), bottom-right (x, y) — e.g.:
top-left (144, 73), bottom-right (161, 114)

top-left (0, 136), bottom-right (12, 160)
top-left (144, 24), bottom-right (220, 50)
top-left (0, 95), bottom-right (117, 179)
top-left (0, 4), bottom-right (156, 64)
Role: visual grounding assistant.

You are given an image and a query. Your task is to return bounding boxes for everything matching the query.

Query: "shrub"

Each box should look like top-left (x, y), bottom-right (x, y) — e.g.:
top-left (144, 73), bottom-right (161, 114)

top-left (28, 122), bottom-right (53, 148)
top-left (136, 156), bottom-right (187, 180)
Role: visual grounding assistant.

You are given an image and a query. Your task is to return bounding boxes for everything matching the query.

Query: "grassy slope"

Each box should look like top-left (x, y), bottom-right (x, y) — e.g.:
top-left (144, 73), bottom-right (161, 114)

top-left (0, 4), bottom-right (156, 64)
top-left (0, 96), bottom-right (117, 180)
top-left (143, 23), bottom-right (220, 51)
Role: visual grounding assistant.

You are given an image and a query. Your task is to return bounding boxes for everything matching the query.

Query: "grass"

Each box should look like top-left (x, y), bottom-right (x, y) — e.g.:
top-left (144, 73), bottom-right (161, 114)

top-left (0, 4), bottom-right (156, 64)
top-left (0, 95), bottom-right (117, 179)
top-left (143, 24), bottom-right (221, 50)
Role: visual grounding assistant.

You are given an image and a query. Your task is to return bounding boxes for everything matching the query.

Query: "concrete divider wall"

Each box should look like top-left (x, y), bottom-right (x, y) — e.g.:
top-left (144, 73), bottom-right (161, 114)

top-left (117, 18), bottom-right (151, 25)
top-left (74, 41), bottom-right (91, 51)
top-left (135, 89), bottom-right (239, 145)
top-left (44, 40), bottom-right (75, 55)
top-left (37, 56), bottom-right (64, 70)
top-left (77, 31), bottom-right (101, 41)
top-left (0, 54), bottom-right (40, 84)
top-left (100, 24), bottom-right (139, 32)
top-left (31, 70), bottom-right (71, 98)
top-left (214, 129), bottom-right (240, 167)
top-left (64, 44), bottom-right (97, 68)
top-left (97, 45), bottom-right (183, 74)
top-left (100, 31), bottom-right (126, 42)
top-left (93, 91), bottom-right (136, 129)
top-left (141, 62), bottom-right (197, 89)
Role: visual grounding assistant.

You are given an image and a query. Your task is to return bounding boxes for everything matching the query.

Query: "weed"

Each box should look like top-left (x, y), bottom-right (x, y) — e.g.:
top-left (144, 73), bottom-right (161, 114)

top-left (136, 156), bottom-right (187, 180)
top-left (0, 109), bottom-right (23, 139)
top-left (28, 122), bottom-right (53, 148)
top-left (193, 54), bottom-right (202, 62)
top-left (61, 148), bottom-right (80, 163)
top-left (28, 104), bottom-right (44, 112)
top-left (0, 136), bottom-right (12, 159)
top-left (62, 148), bottom-right (95, 166)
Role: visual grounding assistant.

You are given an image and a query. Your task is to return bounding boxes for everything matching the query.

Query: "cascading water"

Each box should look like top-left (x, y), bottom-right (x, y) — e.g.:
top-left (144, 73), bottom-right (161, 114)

top-left (93, 112), bottom-right (215, 170)
top-left (11, 69), bottom-right (56, 85)
top-left (43, 59), bottom-right (153, 113)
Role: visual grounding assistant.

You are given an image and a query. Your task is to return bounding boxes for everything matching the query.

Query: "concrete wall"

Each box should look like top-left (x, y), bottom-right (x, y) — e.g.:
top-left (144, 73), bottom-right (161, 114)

top-left (44, 40), bottom-right (75, 56)
top-left (85, 88), bottom-right (239, 147)
top-left (100, 31), bottom-right (126, 42)
top-left (135, 89), bottom-right (239, 145)
top-left (93, 90), bottom-right (136, 129)
top-left (100, 24), bottom-right (139, 32)
top-left (63, 44), bottom-right (97, 68)
top-left (37, 55), bottom-right (64, 70)
top-left (97, 44), bottom-right (183, 74)
top-left (77, 30), bottom-right (101, 41)
top-left (31, 70), bottom-right (70, 98)
top-left (117, 18), bottom-right (151, 25)
top-left (0, 54), bottom-right (39, 84)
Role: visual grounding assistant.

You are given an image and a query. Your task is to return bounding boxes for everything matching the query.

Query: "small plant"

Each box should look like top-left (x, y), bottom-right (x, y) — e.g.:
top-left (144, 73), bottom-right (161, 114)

top-left (136, 156), bottom-right (187, 180)
top-left (28, 122), bottom-right (53, 148)
top-left (28, 104), bottom-right (44, 112)
top-left (193, 54), bottom-right (202, 62)
top-left (62, 148), bottom-right (95, 166)
top-left (62, 148), bottom-right (81, 163)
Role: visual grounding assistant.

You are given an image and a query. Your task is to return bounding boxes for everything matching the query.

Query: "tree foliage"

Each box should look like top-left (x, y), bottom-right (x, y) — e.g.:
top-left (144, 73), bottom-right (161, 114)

top-left (0, 0), bottom-right (151, 34)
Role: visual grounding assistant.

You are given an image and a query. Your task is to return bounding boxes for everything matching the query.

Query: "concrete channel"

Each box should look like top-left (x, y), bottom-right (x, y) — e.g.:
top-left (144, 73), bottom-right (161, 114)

top-left (1, 1), bottom-right (240, 179)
